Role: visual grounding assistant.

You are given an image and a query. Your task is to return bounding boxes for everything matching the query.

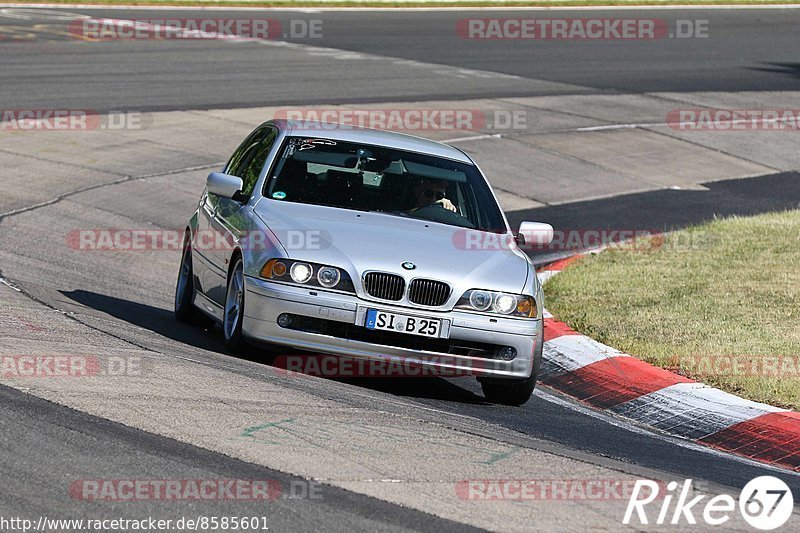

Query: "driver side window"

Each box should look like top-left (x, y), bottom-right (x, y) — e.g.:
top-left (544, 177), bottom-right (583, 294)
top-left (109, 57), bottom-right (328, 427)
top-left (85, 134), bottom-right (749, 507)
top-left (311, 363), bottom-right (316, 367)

top-left (226, 125), bottom-right (278, 199)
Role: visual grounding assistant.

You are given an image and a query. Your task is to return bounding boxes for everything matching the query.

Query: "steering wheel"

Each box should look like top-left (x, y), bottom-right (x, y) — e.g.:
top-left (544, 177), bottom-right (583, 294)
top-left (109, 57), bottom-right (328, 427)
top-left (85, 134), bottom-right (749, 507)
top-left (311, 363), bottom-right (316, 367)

top-left (411, 204), bottom-right (475, 228)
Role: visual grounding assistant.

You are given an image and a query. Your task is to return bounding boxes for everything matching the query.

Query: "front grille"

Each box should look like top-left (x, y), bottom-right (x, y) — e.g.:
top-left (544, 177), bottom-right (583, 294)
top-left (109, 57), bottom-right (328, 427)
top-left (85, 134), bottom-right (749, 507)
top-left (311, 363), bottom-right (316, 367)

top-left (364, 272), bottom-right (405, 301)
top-left (408, 279), bottom-right (451, 307)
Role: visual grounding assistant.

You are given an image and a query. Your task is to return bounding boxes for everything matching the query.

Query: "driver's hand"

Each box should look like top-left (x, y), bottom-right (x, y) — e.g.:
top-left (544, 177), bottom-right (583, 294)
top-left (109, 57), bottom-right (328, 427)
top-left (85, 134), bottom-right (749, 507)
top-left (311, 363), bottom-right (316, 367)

top-left (436, 198), bottom-right (457, 212)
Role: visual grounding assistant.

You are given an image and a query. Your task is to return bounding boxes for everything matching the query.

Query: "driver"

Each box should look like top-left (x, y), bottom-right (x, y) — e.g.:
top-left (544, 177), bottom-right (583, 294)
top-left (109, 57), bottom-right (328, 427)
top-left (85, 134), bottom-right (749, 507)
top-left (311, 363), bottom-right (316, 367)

top-left (410, 177), bottom-right (457, 212)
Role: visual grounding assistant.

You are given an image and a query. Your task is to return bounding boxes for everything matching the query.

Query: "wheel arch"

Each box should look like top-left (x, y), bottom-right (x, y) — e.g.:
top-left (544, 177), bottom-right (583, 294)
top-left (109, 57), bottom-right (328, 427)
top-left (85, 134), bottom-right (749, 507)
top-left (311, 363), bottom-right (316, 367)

top-left (227, 247), bottom-right (246, 286)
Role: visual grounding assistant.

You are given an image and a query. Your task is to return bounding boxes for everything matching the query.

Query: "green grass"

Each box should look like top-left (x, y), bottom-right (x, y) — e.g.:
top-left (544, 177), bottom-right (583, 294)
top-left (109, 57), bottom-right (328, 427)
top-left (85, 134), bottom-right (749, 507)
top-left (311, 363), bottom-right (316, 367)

top-left (545, 210), bottom-right (800, 410)
top-left (11, 0), bottom-right (800, 7)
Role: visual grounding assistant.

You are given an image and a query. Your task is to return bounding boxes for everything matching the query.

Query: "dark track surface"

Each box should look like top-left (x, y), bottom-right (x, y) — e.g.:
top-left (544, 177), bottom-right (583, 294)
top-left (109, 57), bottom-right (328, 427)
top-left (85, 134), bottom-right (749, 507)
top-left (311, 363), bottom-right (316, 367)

top-left (0, 383), bottom-right (482, 532)
top-left (1, 7), bottom-right (799, 111)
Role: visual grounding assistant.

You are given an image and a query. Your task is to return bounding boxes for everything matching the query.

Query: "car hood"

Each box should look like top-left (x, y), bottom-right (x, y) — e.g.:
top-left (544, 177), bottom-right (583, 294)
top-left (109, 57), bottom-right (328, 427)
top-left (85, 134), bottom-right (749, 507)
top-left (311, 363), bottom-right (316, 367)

top-left (254, 200), bottom-right (531, 296)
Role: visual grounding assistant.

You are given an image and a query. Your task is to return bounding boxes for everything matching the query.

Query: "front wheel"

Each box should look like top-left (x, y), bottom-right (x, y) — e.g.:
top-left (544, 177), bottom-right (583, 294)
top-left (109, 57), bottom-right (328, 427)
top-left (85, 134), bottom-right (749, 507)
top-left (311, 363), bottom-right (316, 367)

top-left (480, 374), bottom-right (536, 406)
top-left (479, 334), bottom-right (543, 406)
top-left (223, 257), bottom-right (247, 353)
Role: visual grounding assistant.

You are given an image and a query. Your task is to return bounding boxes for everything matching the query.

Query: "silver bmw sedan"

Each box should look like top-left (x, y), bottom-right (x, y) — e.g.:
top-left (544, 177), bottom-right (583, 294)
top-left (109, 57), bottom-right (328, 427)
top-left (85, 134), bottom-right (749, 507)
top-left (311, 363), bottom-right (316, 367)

top-left (175, 119), bottom-right (553, 405)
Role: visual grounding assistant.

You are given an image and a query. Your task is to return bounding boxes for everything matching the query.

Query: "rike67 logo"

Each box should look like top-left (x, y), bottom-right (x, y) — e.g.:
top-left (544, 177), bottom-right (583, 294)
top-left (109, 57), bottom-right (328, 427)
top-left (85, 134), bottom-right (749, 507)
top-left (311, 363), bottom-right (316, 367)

top-left (624, 476), bottom-right (794, 530)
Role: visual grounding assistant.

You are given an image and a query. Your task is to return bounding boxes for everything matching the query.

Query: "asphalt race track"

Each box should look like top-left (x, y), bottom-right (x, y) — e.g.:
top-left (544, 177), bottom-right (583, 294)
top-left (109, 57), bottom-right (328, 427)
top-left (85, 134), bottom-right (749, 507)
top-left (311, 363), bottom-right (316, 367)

top-left (2, 7), bottom-right (800, 111)
top-left (1, 5), bottom-right (799, 531)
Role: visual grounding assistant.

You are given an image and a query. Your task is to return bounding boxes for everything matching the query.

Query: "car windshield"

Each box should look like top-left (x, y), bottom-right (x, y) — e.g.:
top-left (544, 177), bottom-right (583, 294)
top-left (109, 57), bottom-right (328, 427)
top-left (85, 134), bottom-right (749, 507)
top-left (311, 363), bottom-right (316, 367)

top-left (264, 136), bottom-right (506, 232)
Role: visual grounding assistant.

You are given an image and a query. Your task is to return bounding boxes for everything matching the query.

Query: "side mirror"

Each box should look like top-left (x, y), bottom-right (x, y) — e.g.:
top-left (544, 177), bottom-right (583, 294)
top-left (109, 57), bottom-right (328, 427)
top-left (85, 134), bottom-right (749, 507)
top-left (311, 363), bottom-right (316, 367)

top-left (207, 172), bottom-right (245, 201)
top-left (517, 221), bottom-right (554, 247)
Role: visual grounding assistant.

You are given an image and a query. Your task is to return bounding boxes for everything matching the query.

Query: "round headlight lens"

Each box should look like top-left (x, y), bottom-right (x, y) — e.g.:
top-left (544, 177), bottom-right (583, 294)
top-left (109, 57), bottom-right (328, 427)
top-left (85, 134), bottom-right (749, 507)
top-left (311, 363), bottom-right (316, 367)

top-left (494, 293), bottom-right (517, 314)
top-left (290, 262), bottom-right (313, 283)
top-left (317, 266), bottom-right (341, 288)
top-left (469, 290), bottom-right (493, 311)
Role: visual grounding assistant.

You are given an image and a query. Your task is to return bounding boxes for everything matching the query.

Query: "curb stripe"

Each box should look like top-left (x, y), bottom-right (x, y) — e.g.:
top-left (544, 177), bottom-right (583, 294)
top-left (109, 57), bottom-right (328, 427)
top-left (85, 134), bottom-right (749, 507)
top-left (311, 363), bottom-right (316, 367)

top-left (543, 317), bottom-right (579, 342)
top-left (543, 357), bottom-right (693, 409)
top-left (699, 412), bottom-right (800, 471)
top-left (610, 382), bottom-right (781, 440)
top-left (543, 255), bottom-right (583, 272)
top-left (536, 270), bottom-right (559, 285)
top-left (541, 334), bottom-right (627, 380)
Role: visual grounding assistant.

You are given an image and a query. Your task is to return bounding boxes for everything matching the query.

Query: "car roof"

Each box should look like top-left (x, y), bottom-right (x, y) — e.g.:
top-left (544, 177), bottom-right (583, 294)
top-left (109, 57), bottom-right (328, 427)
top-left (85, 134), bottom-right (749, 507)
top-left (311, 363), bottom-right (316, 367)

top-left (274, 119), bottom-right (474, 165)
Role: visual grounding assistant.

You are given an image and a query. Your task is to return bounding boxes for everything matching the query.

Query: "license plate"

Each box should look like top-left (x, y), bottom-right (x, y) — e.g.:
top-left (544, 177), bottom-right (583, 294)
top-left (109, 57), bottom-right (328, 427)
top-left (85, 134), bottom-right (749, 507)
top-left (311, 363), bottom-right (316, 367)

top-left (365, 309), bottom-right (441, 338)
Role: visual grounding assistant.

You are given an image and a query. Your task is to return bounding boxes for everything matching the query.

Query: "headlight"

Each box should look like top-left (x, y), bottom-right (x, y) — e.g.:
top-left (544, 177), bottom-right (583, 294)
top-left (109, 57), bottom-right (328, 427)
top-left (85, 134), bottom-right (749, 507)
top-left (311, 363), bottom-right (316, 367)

top-left (260, 259), bottom-right (354, 293)
top-left (317, 266), bottom-right (341, 288)
top-left (494, 294), bottom-right (517, 314)
top-left (469, 290), bottom-right (492, 311)
top-left (290, 262), bottom-right (313, 283)
top-left (456, 289), bottom-right (537, 318)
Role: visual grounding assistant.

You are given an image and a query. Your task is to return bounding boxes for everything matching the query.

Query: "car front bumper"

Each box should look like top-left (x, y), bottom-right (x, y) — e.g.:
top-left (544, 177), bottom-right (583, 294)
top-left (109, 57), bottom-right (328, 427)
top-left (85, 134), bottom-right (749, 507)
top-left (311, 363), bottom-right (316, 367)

top-left (242, 276), bottom-right (541, 379)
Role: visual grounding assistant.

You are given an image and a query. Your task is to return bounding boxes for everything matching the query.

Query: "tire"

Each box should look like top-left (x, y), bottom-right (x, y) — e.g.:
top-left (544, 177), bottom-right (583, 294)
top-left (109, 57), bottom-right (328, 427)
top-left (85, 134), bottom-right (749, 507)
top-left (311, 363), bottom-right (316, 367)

top-left (480, 375), bottom-right (536, 406)
top-left (479, 334), bottom-right (543, 406)
top-left (174, 236), bottom-right (214, 329)
top-left (223, 257), bottom-right (247, 353)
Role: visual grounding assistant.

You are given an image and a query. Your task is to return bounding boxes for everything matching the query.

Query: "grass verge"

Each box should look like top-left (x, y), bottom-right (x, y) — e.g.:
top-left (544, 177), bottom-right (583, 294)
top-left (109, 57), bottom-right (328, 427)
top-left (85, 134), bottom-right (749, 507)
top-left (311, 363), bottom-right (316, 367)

top-left (544, 210), bottom-right (800, 410)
